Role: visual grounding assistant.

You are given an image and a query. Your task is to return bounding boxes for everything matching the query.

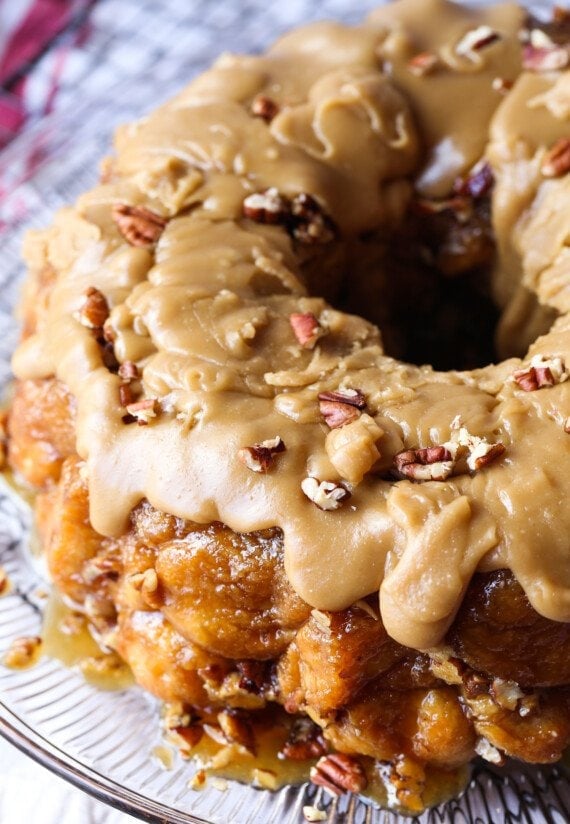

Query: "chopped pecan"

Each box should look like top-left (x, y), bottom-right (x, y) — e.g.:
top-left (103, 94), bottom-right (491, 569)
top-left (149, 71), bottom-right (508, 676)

top-left (310, 753), bottom-right (367, 796)
top-left (407, 51), bottom-right (439, 76)
top-left (541, 137), bottom-right (570, 178)
top-left (218, 709), bottom-right (256, 754)
top-left (243, 187), bottom-right (288, 224)
top-left (513, 355), bottom-right (569, 391)
top-left (462, 670), bottom-right (490, 699)
top-left (236, 660), bottom-right (274, 694)
top-left (411, 195), bottom-right (472, 222)
top-left (393, 446), bottom-right (455, 481)
top-left (319, 400), bottom-right (360, 429)
top-left (290, 193), bottom-right (336, 245)
top-left (522, 44), bottom-right (569, 71)
top-left (565, 417), bottom-right (570, 434)
top-left (492, 77), bottom-right (514, 94)
top-left (118, 360), bottom-right (140, 381)
top-left (251, 94), bottom-right (280, 122)
top-left (318, 388), bottom-right (366, 409)
top-left (453, 161), bottom-right (494, 200)
top-left (2, 636), bottom-right (42, 669)
top-left (119, 383), bottom-right (135, 407)
top-left (456, 25), bottom-right (500, 58)
top-left (238, 436), bottom-right (285, 473)
top-left (490, 678), bottom-right (524, 711)
top-left (112, 203), bottom-right (167, 247)
top-left (75, 286), bottom-right (110, 330)
top-left (124, 397), bottom-right (159, 425)
top-left (451, 424), bottom-right (505, 471)
top-left (280, 718), bottom-right (327, 761)
top-left (173, 724), bottom-right (203, 749)
top-left (301, 477), bottom-right (351, 511)
top-left (290, 312), bottom-right (326, 349)
top-left (0, 566), bottom-right (8, 596)
top-left (474, 737), bottom-right (505, 766)
top-left (303, 807), bottom-right (327, 823)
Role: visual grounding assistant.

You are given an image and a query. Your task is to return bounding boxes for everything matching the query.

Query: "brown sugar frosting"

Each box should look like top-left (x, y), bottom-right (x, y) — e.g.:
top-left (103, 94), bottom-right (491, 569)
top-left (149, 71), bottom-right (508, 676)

top-left (11, 0), bottom-right (570, 651)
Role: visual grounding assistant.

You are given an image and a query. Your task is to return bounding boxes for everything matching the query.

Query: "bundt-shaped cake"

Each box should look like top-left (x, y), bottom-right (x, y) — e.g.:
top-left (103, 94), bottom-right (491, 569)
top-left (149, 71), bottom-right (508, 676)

top-left (6, 0), bottom-right (570, 812)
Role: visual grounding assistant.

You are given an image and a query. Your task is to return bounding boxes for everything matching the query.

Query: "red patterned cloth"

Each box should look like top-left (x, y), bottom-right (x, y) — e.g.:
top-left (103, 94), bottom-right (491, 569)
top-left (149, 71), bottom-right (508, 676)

top-left (0, 0), bottom-right (97, 149)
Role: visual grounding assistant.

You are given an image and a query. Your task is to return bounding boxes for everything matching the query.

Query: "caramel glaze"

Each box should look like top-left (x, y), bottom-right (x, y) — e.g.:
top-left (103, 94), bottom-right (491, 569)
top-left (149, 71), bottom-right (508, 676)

top-left (11, 0), bottom-right (570, 651)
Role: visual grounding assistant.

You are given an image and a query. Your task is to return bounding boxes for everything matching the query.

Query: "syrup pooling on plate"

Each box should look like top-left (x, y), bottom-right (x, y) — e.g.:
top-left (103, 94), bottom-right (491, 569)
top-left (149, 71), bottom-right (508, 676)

top-left (10, 0), bottom-right (570, 651)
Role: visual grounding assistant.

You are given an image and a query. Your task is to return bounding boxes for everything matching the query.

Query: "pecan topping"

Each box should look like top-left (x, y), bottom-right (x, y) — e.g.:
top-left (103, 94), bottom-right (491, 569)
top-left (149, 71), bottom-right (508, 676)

top-left (290, 312), bottom-right (326, 349)
top-left (453, 161), bottom-right (494, 200)
top-left (541, 137), bottom-right (570, 178)
top-left (119, 383), bottom-right (134, 407)
top-left (407, 51), bottom-right (439, 76)
top-left (173, 724), bottom-right (203, 750)
top-left (236, 660), bottom-right (274, 694)
top-left (112, 203), bottom-right (167, 247)
top-left (280, 718), bottom-right (328, 761)
top-left (118, 360), bottom-right (139, 381)
top-left (310, 753), bottom-right (367, 796)
top-left (290, 193), bottom-right (336, 245)
top-left (238, 436), bottom-right (286, 473)
top-left (301, 477), bottom-right (351, 510)
top-left (2, 636), bottom-right (42, 669)
top-left (242, 187), bottom-right (288, 224)
top-left (75, 286), bottom-right (110, 330)
top-left (242, 189), bottom-right (336, 244)
top-left (492, 77), bottom-right (513, 95)
top-left (565, 417), bottom-right (570, 434)
top-left (251, 94), bottom-right (280, 122)
top-left (218, 709), bottom-right (256, 754)
top-left (513, 355), bottom-right (569, 391)
top-left (451, 424), bottom-right (505, 471)
top-left (303, 807), bottom-right (327, 823)
top-left (319, 400), bottom-right (360, 429)
top-left (318, 388), bottom-right (366, 408)
top-left (394, 446), bottom-right (455, 481)
top-left (0, 565), bottom-right (9, 596)
top-left (522, 44), bottom-right (569, 71)
top-left (124, 397), bottom-right (159, 425)
top-left (474, 737), bottom-right (505, 766)
top-left (455, 25), bottom-right (500, 58)
top-left (490, 677), bottom-right (524, 711)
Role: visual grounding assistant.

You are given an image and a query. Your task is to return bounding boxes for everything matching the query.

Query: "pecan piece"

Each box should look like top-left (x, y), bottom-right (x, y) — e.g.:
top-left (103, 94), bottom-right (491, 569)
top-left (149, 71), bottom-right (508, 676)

top-left (301, 477), bottom-right (351, 510)
top-left (236, 660), bottom-right (274, 694)
top-left (290, 193), bottom-right (336, 245)
top-left (280, 718), bottom-right (327, 761)
top-left (310, 753), bottom-right (367, 796)
top-left (474, 737), bottom-right (505, 766)
top-left (522, 44), bottom-right (569, 71)
top-left (408, 51), bottom-right (439, 76)
top-left (243, 187), bottom-right (288, 224)
top-left (513, 355), bottom-right (569, 391)
top-left (541, 137), bottom-right (570, 178)
top-left (453, 161), bottom-right (494, 200)
top-left (318, 388), bottom-right (366, 409)
top-left (75, 286), bottom-right (110, 330)
top-left (124, 397), bottom-right (159, 425)
top-left (118, 360), bottom-right (140, 381)
top-left (290, 312), bottom-right (325, 349)
top-left (238, 436), bottom-right (285, 473)
top-left (251, 94), bottom-right (280, 122)
top-left (393, 446), bottom-right (455, 481)
top-left (112, 203), bottom-right (167, 247)
top-left (455, 25), bottom-right (500, 58)
top-left (319, 400), bottom-right (360, 429)
top-left (3, 636), bottom-right (42, 669)
top-left (218, 709), bottom-right (256, 754)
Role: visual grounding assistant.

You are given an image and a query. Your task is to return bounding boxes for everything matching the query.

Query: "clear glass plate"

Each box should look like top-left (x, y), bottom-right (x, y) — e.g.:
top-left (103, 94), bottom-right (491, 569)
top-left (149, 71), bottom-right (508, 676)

top-left (0, 1), bottom-right (568, 821)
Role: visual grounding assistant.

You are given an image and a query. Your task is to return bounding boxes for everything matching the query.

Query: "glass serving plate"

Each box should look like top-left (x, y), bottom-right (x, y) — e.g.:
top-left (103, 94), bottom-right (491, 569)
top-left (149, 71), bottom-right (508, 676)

top-left (0, 0), bottom-right (568, 821)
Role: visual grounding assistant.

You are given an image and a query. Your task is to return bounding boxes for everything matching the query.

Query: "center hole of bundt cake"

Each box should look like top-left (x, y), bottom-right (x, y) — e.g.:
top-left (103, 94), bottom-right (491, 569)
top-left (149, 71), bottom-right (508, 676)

top-left (338, 194), bottom-right (501, 372)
